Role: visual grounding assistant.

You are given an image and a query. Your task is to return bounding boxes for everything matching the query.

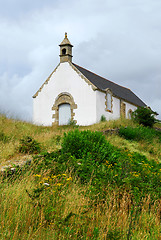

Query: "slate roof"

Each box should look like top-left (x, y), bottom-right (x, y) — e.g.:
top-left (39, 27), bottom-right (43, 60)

top-left (73, 63), bottom-right (146, 107)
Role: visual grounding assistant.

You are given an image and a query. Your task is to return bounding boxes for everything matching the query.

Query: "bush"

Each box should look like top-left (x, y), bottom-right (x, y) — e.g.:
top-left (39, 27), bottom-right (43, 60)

top-left (19, 136), bottom-right (41, 154)
top-left (118, 126), bottom-right (161, 142)
top-left (100, 115), bottom-right (106, 122)
top-left (119, 126), bottom-right (161, 142)
top-left (32, 129), bottom-right (161, 202)
top-left (132, 107), bottom-right (158, 128)
top-left (61, 129), bottom-right (113, 164)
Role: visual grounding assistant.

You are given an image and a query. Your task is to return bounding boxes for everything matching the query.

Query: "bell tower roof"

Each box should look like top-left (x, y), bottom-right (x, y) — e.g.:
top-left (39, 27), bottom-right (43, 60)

top-left (59, 33), bottom-right (73, 63)
top-left (59, 32), bottom-right (73, 47)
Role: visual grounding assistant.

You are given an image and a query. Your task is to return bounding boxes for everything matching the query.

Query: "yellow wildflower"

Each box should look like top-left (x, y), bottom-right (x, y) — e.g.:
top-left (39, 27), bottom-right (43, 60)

top-left (66, 177), bottom-right (72, 181)
top-left (51, 175), bottom-right (57, 179)
top-left (57, 183), bottom-right (62, 186)
top-left (43, 177), bottom-right (49, 181)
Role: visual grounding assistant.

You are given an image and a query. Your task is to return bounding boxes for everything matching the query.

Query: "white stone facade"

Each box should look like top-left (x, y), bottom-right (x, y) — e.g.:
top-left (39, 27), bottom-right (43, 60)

top-left (33, 62), bottom-right (97, 126)
top-left (33, 61), bottom-right (137, 126)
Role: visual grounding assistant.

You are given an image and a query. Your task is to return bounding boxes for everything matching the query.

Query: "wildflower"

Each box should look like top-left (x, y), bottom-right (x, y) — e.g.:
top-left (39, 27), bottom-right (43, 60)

top-left (66, 177), bottom-right (72, 181)
top-left (44, 183), bottom-right (50, 186)
top-left (43, 177), bottom-right (49, 181)
top-left (62, 174), bottom-right (67, 176)
top-left (51, 175), bottom-right (57, 179)
top-left (57, 183), bottom-right (62, 186)
top-left (34, 174), bottom-right (41, 177)
top-left (77, 163), bottom-right (81, 165)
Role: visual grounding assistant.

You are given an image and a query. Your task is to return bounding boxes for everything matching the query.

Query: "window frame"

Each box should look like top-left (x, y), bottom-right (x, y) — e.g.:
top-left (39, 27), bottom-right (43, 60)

top-left (105, 89), bottom-right (113, 113)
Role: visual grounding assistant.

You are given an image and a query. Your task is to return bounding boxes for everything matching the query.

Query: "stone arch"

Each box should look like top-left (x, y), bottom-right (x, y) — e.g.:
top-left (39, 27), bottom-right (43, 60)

top-left (62, 48), bottom-right (66, 55)
top-left (52, 92), bottom-right (77, 125)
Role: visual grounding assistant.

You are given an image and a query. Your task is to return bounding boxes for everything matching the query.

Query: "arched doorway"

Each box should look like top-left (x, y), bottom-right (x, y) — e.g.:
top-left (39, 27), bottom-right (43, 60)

top-left (58, 103), bottom-right (71, 125)
top-left (52, 92), bottom-right (77, 125)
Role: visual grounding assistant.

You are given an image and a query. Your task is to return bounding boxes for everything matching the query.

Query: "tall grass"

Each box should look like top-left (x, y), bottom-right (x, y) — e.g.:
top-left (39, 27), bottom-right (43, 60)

top-left (0, 115), bottom-right (161, 239)
top-left (0, 172), bottom-right (161, 240)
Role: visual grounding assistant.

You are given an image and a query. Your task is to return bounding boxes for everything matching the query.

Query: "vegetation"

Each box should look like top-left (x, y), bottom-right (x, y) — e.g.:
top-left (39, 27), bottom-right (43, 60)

top-left (132, 106), bottom-right (159, 128)
top-left (100, 115), bottom-right (106, 122)
top-left (0, 113), bottom-right (161, 239)
top-left (19, 136), bottom-right (41, 154)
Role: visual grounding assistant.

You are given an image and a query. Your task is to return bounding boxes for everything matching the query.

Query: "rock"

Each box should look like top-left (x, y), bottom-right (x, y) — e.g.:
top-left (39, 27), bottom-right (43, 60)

top-left (0, 158), bottom-right (33, 176)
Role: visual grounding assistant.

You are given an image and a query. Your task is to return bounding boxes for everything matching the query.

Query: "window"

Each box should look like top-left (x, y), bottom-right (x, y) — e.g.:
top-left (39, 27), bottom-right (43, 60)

top-left (120, 102), bottom-right (126, 118)
top-left (62, 48), bottom-right (66, 55)
top-left (105, 90), bottom-right (113, 112)
top-left (128, 109), bottom-right (133, 119)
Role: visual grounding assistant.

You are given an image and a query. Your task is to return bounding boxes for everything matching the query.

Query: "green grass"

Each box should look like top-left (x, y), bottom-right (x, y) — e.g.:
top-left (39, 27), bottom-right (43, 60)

top-left (0, 114), bottom-right (161, 239)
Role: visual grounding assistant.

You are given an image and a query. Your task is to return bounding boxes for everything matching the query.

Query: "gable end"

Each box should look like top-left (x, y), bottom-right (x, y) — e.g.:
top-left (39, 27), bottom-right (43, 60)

top-left (33, 63), bottom-right (60, 98)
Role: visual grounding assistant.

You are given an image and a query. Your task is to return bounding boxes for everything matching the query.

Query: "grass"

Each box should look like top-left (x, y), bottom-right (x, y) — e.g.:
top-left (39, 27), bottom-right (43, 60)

top-left (0, 116), bottom-right (136, 167)
top-left (0, 173), bottom-right (161, 239)
top-left (0, 114), bottom-right (161, 239)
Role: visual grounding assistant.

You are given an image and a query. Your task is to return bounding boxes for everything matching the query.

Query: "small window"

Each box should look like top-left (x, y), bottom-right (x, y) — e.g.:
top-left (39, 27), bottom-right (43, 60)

top-left (121, 102), bottom-right (126, 118)
top-left (62, 48), bottom-right (66, 55)
top-left (128, 109), bottom-right (133, 119)
top-left (106, 92), bottom-right (112, 111)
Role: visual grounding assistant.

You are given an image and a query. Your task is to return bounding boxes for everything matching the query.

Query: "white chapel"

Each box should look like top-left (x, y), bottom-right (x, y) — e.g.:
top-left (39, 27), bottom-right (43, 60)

top-left (33, 33), bottom-right (146, 126)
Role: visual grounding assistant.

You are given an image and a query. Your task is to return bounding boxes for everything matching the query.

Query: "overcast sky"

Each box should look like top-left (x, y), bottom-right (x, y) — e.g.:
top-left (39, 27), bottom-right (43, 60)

top-left (0, 0), bottom-right (160, 121)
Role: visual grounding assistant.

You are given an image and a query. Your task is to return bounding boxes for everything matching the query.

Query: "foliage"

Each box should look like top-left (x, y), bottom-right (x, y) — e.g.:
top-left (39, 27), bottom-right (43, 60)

top-left (0, 131), bottom-right (9, 143)
top-left (1, 115), bottom-right (161, 239)
top-left (132, 107), bottom-right (159, 128)
top-left (33, 130), bottom-right (161, 202)
top-left (67, 119), bottom-right (78, 127)
top-left (118, 126), bottom-right (161, 142)
top-left (100, 115), bottom-right (106, 122)
top-left (106, 229), bottom-right (123, 239)
top-left (19, 136), bottom-right (41, 154)
top-left (61, 129), bottom-right (113, 164)
top-left (26, 173), bottom-right (72, 225)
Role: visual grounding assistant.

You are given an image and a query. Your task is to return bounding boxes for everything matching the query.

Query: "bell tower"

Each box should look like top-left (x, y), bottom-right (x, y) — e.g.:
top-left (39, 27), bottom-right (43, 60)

top-left (59, 33), bottom-right (73, 63)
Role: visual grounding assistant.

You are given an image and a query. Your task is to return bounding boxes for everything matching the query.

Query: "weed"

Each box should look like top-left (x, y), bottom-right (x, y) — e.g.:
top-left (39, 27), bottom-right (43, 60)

top-left (19, 136), bottom-right (41, 154)
top-left (68, 119), bottom-right (78, 127)
top-left (106, 229), bottom-right (123, 240)
top-left (0, 131), bottom-right (9, 143)
top-left (100, 115), bottom-right (106, 122)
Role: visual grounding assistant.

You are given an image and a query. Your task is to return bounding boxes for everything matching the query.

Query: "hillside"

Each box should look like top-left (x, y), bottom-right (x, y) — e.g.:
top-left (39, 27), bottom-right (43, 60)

top-left (0, 114), bottom-right (161, 239)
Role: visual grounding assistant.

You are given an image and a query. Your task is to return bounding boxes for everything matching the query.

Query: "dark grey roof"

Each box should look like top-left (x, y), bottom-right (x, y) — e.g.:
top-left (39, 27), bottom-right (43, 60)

top-left (73, 63), bottom-right (146, 107)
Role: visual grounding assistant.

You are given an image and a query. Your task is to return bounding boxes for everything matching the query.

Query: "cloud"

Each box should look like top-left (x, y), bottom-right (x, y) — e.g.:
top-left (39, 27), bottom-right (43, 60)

top-left (0, 0), bottom-right (160, 120)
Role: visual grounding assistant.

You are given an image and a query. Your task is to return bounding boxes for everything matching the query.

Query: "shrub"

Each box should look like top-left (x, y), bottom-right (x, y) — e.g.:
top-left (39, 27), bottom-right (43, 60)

top-left (132, 107), bottom-right (159, 128)
top-left (33, 129), bottom-right (161, 202)
top-left (68, 119), bottom-right (78, 127)
top-left (19, 136), bottom-right (41, 154)
top-left (100, 115), bottom-right (106, 122)
top-left (118, 126), bottom-right (161, 142)
top-left (61, 129), bottom-right (113, 163)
